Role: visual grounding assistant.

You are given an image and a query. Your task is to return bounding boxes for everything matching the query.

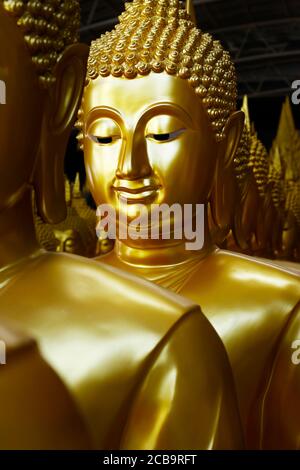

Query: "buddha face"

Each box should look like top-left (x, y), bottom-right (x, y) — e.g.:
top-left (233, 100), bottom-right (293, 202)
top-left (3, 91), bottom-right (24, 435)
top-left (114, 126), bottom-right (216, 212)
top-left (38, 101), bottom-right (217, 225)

top-left (83, 73), bottom-right (220, 247)
top-left (54, 229), bottom-right (86, 256)
top-left (96, 238), bottom-right (114, 256)
top-left (0, 5), bottom-right (44, 212)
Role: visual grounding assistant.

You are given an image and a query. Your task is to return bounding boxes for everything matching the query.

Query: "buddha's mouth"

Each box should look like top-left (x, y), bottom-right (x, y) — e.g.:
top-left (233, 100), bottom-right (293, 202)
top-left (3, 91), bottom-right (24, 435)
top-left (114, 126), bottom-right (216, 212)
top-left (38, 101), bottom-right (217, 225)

top-left (112, 178), bottom-right (162, 202)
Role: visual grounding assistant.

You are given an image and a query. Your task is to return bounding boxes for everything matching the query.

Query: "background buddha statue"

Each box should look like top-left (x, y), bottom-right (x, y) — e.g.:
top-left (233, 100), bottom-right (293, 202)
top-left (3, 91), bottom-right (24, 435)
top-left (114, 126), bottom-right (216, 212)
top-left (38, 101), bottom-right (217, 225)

top-left (35, 175), bottom-right (100, 257)
top-left (207, 100), bottom-right (248, 251)
top-left (270, 98), bottom-right (300, 260)
top-left (247, 124), bottom-right (274, 258)
top-left (228, 96), bottom-right (277, 258)
top-left (80, 0), bottom-right (300, 449)
top-left (284, 178), bottom-right (300, 261)
top-left (211, 95), bottom-right (256, 255)
top-left (268, 145), bottom-right (286, 258)
top-left (224, 112), bottom-right (252, 252)
top-left (0, 0), bottom-right (243, 449)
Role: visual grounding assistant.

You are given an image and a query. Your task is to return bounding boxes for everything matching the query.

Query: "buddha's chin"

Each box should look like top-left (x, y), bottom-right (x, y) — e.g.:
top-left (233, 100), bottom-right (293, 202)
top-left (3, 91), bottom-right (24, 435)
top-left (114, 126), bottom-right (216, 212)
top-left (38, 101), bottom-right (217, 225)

top-left (115, 216), bottom-right (185, 251)
top-left (116, 235), bottom-right (183, 251)
top-left (116, 191), bottom-right (161, 211)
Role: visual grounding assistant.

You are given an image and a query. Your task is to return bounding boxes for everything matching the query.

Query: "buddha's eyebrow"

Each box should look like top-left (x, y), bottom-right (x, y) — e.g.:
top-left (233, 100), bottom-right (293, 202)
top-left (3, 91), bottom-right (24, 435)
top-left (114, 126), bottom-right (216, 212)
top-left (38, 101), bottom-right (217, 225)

top-left (85, 106), bottom-right (124, 128)
top-left (138, 102), bottom-right (197, 129)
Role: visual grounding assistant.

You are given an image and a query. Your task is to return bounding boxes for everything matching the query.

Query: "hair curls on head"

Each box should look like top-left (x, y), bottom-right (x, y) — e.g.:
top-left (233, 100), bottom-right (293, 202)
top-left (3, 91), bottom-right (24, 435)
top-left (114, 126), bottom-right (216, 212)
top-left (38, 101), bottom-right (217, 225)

top-left (2, 0), bottom-right (80, 87)
top-left (77, 0), bottom-right (237, 145)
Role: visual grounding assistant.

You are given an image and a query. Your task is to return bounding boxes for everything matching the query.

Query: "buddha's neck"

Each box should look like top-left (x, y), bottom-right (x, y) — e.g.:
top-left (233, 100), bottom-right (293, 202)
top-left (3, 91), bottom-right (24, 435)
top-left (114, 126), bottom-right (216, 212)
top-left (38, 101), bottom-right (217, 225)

top-left (115, 206), bottom-right (215, 267)
top-left (0, 189), bottom-right (40, 272)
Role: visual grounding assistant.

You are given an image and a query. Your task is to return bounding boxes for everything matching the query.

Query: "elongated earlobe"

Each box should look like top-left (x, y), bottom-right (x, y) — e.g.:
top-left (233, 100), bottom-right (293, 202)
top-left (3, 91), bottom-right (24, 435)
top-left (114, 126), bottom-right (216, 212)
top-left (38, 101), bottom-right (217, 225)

top-left (222, 111), bottom-right (245, 170)
top-left (34, 44), bottom-right (89, 224)
top-left (186, 0), bottom-right (197, 24)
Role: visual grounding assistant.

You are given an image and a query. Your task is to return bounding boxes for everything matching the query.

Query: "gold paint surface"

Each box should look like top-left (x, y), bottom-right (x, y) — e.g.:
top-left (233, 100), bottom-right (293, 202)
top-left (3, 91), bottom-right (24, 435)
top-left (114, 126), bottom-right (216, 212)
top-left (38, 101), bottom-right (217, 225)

top-left (0, 3), bottom-right (243, 450)
top-left (82, 66), bottom-right (300, 449)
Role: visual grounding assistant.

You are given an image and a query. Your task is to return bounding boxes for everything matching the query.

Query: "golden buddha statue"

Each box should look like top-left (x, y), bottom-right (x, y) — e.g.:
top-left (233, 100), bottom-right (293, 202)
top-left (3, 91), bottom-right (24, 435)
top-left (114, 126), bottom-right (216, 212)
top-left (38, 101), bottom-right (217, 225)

top-left (209, 94), bottom-right (277, 258)
top-left (0, 0), bottom-right (243, 449)
top-left (217, 107), bottom-right (252, 253)
top-left (275, 97), bottom-right (300, 176)
top-left (284, 179), bottom-right (300, 261)
top-left (0, 320), bottom-right (91, 449)
top-left (35, 176), bottom-right (100, 257)
top-left (270, 98), bottom-right (300, 260)
top-left (228, 96), bottom-right (277, 258)
top-left (80, 0), bottom-right (300, 448)
top-left (53, 212), bottom-right (94, 257)
top-left (267, 145), bottom-right (286, 258)
top-left (248, 125), bottom-right (274, 258)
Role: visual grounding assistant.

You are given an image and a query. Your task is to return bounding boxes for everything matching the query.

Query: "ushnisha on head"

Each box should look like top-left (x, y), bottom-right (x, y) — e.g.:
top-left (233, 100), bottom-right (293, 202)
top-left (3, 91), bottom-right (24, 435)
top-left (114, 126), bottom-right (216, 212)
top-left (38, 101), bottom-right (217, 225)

top-left (77, 0), bottom-right (237, 145)
top-left (2, 0), bottom-right (80, 87)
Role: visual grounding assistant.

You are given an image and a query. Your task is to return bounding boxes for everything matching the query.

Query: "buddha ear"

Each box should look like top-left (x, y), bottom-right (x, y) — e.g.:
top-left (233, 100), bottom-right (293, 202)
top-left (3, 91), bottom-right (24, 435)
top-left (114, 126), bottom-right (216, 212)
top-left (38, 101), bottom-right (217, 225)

top-left (33, 43), bottom-right (89, 224)
top-left (220, 111), bottom-right (245, 170)
top-left (185, 0), bottom-right (197, 24)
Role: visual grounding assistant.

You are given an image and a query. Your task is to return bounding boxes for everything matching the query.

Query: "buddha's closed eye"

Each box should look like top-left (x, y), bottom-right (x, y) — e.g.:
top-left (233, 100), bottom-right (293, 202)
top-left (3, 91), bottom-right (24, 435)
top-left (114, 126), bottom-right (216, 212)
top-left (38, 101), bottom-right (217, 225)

top-left (90, 129), bottom-right (186, 145)
top-left (89, 135), bottom-right (121, 145)
top-left (145, 114), bottom-right (187, 143)
top-left (146, 129), bottom-right (186, 143)
top-left (87, 117), bottom-right (121, 145)
top-left (87, 114), bottom-right (187, 145)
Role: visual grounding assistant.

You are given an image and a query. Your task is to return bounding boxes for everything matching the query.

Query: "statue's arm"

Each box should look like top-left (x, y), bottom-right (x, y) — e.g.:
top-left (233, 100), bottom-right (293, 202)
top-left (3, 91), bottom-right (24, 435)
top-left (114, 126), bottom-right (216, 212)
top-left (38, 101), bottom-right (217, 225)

top-left (259, 301), bottom-right (300, 449)
top-left (120, 309), bottom-right (244, 450)
top-left (0, 323), bottom-right (91, 449)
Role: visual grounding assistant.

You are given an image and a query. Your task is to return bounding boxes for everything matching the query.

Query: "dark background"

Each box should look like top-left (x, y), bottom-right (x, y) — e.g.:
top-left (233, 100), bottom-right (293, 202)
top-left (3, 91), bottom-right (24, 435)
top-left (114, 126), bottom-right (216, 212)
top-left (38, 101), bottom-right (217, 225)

top-left (78, 0), bottom-right (300, 149)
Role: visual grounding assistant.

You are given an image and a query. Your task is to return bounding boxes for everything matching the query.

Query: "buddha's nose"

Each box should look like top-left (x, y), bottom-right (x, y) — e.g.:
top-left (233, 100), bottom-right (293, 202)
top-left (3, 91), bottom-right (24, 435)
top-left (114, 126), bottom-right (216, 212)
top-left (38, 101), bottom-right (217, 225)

top-left (116, 133), bottom-right (152, 180)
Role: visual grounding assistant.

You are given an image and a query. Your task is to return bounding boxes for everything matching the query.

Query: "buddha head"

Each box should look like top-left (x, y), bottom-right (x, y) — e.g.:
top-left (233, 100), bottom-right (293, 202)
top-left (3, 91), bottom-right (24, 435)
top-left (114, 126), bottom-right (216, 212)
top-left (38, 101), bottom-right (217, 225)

top-left (79, 0), bottom-right (244, 250)
top-left (52, 206), bottom-right (97, 257)
top-left (0, 0), bottom-right (88, 223)
top-left (34, 176), bottom-right (99, 257)
top-left (96, 237), bottom-right (115, 256)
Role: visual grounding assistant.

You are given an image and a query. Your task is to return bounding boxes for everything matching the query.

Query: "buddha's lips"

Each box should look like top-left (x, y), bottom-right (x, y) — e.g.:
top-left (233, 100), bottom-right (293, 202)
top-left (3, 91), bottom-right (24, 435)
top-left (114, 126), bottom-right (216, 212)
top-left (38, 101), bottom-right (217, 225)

top-left (112, 185), bottom-right (161, 195)
top-left (112, 177), bottom-right (162, 196)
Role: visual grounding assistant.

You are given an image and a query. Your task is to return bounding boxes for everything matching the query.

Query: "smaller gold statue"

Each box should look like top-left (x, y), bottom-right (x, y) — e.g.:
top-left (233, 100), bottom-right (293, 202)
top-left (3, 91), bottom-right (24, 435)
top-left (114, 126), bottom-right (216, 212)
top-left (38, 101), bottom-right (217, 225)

top-left (269, 98), bottom-right (300, 260)
top-left (35, 176), bottom-right (100, 257)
